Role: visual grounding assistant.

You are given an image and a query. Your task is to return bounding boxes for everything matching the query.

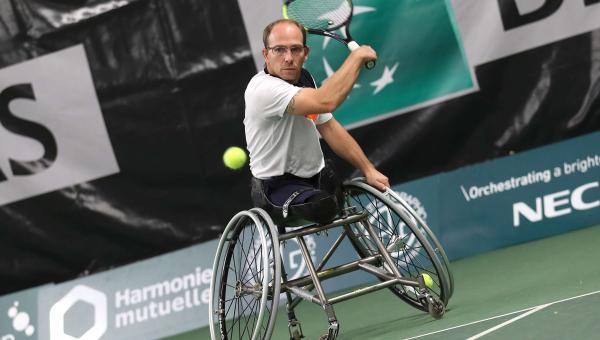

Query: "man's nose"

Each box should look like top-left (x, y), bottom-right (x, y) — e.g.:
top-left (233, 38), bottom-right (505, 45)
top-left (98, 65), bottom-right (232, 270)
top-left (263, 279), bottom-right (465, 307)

top-left (283, 50), bottom-right (294, 61)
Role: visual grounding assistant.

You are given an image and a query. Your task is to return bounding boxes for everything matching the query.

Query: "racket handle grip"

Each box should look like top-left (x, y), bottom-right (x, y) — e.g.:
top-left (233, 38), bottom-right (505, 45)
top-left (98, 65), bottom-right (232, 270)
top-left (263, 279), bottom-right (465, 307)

top-left (347, 41), bottom-right (360, 51)
top-left (347, 41), bottom-right (376, 70)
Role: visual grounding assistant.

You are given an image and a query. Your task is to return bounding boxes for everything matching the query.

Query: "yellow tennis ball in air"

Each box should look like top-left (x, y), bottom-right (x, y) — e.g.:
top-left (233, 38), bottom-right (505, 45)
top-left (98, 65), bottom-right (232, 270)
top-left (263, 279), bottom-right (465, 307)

top-left (421, 273), bottom-right (433, 289)
top-left (223, 146), bottom-right (247, 170)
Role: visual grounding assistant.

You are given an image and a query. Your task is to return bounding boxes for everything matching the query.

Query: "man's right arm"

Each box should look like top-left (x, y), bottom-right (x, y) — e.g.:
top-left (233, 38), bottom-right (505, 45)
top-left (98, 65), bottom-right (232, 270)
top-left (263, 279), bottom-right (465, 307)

top-left (286, 46), bottom-right (377, 116)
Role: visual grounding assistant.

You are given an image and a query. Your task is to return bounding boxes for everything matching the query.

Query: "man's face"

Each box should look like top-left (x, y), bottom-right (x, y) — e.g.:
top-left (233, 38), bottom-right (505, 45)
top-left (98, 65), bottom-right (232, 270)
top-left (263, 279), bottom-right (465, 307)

top-left (263, 23), bottom-right (309, 83)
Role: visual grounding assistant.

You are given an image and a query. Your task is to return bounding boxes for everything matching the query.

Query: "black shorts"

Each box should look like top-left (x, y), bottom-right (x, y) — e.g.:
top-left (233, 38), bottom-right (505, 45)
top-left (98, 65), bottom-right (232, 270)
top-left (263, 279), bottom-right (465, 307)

top-left (263, 173), bottom-right (327, 206)
top-left (251, 160), bottom-right (344, 227)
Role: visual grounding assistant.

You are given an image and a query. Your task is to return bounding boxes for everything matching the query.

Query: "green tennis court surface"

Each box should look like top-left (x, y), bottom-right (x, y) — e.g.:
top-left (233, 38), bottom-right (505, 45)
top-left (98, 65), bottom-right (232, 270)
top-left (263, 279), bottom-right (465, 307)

top-left (169, 224), bottom-right (600, 339)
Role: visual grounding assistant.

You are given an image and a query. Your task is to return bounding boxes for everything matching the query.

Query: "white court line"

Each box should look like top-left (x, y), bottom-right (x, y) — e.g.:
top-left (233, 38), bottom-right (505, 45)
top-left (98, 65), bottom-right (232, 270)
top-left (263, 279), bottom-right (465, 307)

top-left (403, 289), bottom-right (600, 340)
top-left (465, 303), bottom-right (550, 340)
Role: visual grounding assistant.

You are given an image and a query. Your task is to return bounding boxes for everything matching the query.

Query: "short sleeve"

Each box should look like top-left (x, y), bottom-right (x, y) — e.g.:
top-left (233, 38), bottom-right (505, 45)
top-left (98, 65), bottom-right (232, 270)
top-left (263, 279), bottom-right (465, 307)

top-left (246, 75), bottom-right (301, 119)
top-left (315, 112), bottom-right (333, 125)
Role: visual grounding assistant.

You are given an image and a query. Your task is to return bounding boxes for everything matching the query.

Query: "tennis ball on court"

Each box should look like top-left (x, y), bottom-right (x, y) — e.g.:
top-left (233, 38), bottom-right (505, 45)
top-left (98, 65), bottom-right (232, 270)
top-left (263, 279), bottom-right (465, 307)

top-left (421, 273), bottom-right (433, 289)
top-left (223, 146), bottom-right (247, 170)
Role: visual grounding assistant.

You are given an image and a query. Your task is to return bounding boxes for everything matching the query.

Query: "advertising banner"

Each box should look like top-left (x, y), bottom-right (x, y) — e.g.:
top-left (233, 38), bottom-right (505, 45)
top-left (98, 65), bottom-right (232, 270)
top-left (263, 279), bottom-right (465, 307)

top-left (0, 287), bottom-right (42, 340)
top-left (0, 234), bottom-right (361, 339)
top-left (1, 0), bottom-right (599, 297)
top-left (0, 45), bottom-right (119, 206)
top-left (396, 132), bottom-right (600, 259)
top-left (35, 241), bottom-right (216, 340)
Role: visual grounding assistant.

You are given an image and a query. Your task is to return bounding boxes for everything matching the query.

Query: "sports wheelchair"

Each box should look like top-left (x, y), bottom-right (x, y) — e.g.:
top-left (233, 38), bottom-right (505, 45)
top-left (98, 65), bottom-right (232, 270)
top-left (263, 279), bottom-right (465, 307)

top-left (209, 178), bottom-right (453, 339)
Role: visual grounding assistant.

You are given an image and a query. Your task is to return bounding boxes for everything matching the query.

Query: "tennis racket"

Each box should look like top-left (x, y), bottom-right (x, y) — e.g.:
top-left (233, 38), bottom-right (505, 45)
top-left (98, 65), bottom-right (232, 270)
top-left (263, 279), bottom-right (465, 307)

top-left (283, 0), bottom-right (376, 69)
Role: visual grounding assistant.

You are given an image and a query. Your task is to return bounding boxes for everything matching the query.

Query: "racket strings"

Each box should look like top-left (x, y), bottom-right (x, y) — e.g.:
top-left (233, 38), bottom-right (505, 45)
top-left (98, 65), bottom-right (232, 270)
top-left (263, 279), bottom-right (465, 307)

top-left (286, 0), bottom-right (351, 31)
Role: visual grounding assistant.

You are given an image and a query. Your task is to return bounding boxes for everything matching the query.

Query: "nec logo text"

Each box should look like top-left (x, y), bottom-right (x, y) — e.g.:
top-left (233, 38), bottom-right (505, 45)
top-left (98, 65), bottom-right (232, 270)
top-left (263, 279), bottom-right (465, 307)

top-left (513, 181), bottom-right (599, 227)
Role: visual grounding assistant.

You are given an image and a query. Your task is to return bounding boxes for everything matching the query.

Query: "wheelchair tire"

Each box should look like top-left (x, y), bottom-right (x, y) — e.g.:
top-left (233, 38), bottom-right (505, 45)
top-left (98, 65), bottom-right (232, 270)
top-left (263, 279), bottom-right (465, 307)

top-left (342, 179), bottom-right (452, 311)
top-left (209, 210), bottom-right (280, 340)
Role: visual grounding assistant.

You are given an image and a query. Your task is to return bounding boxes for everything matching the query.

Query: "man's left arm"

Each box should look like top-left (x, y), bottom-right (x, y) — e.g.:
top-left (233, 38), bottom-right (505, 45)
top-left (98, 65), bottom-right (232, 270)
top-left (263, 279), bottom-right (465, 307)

top-left (317, 118), bottom-right (389, 191)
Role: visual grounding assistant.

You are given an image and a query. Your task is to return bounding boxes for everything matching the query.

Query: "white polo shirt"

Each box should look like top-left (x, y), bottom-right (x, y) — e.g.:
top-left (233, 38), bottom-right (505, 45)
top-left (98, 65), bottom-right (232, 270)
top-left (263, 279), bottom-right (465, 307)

top-left (244, 70), bottom-right (333, 179)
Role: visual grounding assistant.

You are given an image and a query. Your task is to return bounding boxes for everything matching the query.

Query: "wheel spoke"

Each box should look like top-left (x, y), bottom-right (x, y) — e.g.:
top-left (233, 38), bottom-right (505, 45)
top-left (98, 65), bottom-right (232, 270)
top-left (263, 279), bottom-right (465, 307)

top-left (345, 184), bottom-right (449, 308)
top-left (217, 214), bottom-right (279, 339)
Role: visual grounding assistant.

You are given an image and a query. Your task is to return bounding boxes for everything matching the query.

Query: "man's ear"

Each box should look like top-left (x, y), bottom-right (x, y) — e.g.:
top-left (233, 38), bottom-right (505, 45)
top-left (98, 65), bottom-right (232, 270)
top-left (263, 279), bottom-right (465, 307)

top-left (304, 46), bottom-right (310, 61)
top-left (262, 47), bottom-right (268, 61)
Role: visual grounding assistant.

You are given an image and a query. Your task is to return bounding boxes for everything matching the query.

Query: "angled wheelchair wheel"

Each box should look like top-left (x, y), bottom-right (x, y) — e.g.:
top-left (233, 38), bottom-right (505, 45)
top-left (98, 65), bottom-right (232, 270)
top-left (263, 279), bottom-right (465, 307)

top-left (209, 210), bottom-right (281, 340)
top-left (384, 185), bottom-right (454, 298)
top-left (343, 179), bottom-right (453, 311)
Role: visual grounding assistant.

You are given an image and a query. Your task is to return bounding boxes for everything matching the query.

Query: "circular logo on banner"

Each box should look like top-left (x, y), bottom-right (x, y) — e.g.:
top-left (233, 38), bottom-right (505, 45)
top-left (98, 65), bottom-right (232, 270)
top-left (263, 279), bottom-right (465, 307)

top-left (7, 301), bottom-right (35, 337)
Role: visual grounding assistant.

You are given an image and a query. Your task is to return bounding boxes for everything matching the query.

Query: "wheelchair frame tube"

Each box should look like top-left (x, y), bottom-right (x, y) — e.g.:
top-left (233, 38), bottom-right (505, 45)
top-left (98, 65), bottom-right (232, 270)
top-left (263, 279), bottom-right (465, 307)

top-left (278, 211), bottom-right (367, 241)
top-left (297, 235), bottom-right (329, 306)
top-left (289, 229), bottom-right (347, 308)
top-left (316, 230), bottom-right (347, 273)
top-left (281, 254), bottom-right (381, 290)
top-left (282, 255), bottom-right (422, 307)
top-left (286, 229), bottom-right (356, 310)
top-left (328, 279), bottom-right (402, 305)
top-left (360, 219), bottom-right (407, 283)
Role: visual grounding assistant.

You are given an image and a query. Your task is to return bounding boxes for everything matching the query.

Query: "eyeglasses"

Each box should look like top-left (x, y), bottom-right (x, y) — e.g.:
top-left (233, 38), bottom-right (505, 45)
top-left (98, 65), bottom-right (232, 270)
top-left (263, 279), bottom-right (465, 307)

top-left (267, 45), bottom-right (306, 57)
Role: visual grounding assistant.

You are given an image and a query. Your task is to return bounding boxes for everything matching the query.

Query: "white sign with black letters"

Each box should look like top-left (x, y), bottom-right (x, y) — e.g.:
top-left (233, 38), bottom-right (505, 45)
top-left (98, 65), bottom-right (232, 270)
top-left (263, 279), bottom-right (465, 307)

top-left (0, 44), bottom-right (119, 206)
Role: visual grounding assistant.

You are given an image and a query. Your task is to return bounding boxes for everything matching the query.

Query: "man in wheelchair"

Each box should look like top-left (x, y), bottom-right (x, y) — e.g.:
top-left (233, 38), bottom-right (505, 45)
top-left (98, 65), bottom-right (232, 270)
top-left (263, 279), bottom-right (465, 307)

top-left (211, 22), bottom-right (450, 338)
top-left (245, 19), bottom-right (389, 230)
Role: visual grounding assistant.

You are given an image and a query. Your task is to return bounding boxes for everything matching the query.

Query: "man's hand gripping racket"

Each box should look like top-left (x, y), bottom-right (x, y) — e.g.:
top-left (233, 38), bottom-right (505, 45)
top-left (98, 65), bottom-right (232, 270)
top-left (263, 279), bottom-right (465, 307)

top-left (283, 0), bottom-right (376, 69)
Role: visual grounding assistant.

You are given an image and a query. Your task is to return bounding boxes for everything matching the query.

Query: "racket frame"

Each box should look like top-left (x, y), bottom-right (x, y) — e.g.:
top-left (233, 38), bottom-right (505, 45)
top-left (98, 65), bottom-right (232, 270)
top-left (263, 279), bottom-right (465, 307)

top-left (282, 0), bottom-right (375, 68)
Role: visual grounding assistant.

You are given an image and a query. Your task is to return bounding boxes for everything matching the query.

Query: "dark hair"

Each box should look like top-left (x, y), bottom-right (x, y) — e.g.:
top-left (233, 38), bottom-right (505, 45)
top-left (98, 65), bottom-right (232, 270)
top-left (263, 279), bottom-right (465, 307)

top-left (262, 19), bottom-right (306, 48)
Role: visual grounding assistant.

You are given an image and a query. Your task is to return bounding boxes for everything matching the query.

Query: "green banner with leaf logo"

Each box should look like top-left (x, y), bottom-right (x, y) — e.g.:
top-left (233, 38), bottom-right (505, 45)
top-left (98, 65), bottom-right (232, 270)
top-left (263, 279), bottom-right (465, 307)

top-left (304, 0), bottom-right (474, 126)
